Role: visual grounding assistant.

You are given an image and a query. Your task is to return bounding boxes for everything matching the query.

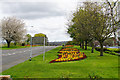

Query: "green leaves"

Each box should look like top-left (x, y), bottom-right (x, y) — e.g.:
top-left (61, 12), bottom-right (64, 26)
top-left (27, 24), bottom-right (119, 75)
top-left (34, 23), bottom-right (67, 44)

top-left (34, 33), bottom-right (46, 37)
top-left (67, 1), bottom-right (119, 56)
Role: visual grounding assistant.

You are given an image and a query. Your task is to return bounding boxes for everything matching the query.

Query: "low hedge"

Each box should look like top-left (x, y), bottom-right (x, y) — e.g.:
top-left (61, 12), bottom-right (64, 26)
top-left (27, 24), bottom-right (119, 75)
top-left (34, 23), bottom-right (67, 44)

top-left (105, 51), bottom-right (120, 56)
top-left (107, 48), bottom-right (120, 53)
top-left (95, 47), bottom-right (120, 56)
top-left (95, 47), bottom-right (109, 52)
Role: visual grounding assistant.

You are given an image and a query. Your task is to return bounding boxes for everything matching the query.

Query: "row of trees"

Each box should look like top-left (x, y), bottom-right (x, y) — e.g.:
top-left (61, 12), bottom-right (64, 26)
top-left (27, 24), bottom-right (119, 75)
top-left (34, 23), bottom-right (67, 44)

top-left (67, 0), bottom-right (120, 56)
top-left (0, 16), bottom-right (47, 48)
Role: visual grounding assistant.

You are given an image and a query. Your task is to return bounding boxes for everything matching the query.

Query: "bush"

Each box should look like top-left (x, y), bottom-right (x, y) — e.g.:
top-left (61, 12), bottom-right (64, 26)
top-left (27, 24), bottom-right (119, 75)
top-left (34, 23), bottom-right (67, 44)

top-left (96, 47), bottom-right (120, 56)
top-left (107, 48), bottom-right (120, 53)
top-left (114, 50), bottom-right (120, 53)
top-left (95, 47), bottom-right (109, 51)
top-left (21, 43), bottom-right (25, 46)
top-left (88, 73), bottom-right (102, 80)
top-left (104, 51), bottom-right (109, 53)
top-left (104, 51), bottom-right (119, 56)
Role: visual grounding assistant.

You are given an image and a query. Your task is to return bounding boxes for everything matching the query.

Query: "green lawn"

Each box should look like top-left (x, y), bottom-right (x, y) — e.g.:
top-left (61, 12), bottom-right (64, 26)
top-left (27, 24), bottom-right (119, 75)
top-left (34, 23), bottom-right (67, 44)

top-left (0, 46), bottom-right (28, 50)
top-left (2, 46), bottom-right (119, 79)
top-left (0, 45), bottom-right (41, 50)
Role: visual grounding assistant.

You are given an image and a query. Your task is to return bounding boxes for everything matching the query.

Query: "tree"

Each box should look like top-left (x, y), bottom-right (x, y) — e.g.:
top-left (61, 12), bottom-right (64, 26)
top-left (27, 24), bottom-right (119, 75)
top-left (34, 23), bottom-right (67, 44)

top-left (26, 34), bottom-right (31, 45)
top-left (105, 0), bottom-right (120, 46)
top-left (103, 38), bottom-right (113, 46)
top-left (1, 17), bottom-right (26, 48)
top-left (34, 33), bottom-right (46, 37)
top-left (67, 2), bottom-right (117, 56)
top-left (83, 2), bottom-right (115, 56)
top-left (34, 33), bottom-right (48, 45)
top-left (67, 23), bottom-right (83, 48)
top-left (67, 9), bottom-right (91, 50)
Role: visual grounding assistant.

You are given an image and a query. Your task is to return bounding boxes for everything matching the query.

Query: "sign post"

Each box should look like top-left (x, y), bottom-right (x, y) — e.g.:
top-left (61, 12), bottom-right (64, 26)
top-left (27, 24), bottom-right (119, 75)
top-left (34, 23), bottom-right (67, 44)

top-left (43, 37), bottom-right (45, 61)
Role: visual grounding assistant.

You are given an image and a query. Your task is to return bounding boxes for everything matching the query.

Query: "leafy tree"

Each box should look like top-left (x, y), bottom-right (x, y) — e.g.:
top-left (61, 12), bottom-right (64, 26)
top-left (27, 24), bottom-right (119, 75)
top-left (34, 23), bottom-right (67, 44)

top-left (67, 3), bottom-right (94, 50)
top-left (1, 17), bottom-right (26, 48)
top-left (84, 2), bottom-right (115, 56)
top-left (34, 33), bottom-right (46, 37)
top-left (26, 34), bottom-right (31, 45)
top-left (34, 33), bottom-right (48, 45)
top-left (67, 2), bottom-right (118, 56)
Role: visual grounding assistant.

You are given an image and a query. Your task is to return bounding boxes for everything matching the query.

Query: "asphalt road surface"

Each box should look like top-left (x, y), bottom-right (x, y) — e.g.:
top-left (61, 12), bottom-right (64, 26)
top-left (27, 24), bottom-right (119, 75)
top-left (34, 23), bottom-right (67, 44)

top-left (2, 46), bottom-right (58, 72)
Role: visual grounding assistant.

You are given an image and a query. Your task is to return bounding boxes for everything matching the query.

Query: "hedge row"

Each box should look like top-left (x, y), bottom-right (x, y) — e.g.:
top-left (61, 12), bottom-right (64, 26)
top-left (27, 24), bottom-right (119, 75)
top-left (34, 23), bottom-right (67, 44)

top-left (95, 47), bottom-right (108, 52)
top-left (104, 51), bottom-right (120, 56)
top-left (95, 47), bottom-right (120, 56)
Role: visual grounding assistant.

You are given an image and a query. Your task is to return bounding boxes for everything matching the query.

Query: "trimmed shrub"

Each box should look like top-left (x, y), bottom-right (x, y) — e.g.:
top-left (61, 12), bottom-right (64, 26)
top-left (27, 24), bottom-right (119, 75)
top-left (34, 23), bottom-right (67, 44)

top-left (21, 43), bottom-right (25, 46)
top-left (95, 47), bottom-right (109, 51)
top-left (96, 47), bottom-right (120, 56)
top-left (104, 51), bottom-right (119, 56)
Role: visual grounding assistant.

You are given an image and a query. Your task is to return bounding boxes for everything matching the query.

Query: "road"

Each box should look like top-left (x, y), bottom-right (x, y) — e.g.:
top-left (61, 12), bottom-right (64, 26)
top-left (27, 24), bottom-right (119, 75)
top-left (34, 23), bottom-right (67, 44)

top-left (2, 46), bottom-right (58, 72)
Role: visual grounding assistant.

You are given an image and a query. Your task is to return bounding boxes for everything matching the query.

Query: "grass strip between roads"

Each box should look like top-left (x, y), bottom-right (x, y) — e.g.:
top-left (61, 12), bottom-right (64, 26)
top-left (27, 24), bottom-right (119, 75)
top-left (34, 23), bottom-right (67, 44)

top-left (0, 46), bottom-right (29, 50)
top-left (2, 46), bottom-right (118, 78)
top-left (0, 45), bottom-right (41, 50)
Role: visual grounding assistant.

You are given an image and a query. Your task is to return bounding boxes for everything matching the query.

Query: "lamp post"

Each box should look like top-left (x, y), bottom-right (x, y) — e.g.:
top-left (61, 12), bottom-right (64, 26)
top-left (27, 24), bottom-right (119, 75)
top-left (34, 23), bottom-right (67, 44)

top-left (29, 26), bottom-right (33, 61)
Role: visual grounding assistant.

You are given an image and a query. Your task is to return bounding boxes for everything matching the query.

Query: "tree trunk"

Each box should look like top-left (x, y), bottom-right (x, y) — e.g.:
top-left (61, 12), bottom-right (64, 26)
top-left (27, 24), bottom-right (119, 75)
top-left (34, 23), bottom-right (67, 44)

top-left (91, 42), bottom-right (94, 53)
top-left (118, 41), bottom-right (120, 46)
top-left (100, 42), bottom-right (103, 56)
top-left (82, 41), bottom-right (84, 49)
top-left (6, 40), bottom-right (11, 48)
top-left (85, 40), bottom-right (87, 50)
top-left (14, 42), bottom-right (17, 46)
top-left (79, 42), bottom-right (82, 48)
top-left (91, 47), bottom-right (94, 53)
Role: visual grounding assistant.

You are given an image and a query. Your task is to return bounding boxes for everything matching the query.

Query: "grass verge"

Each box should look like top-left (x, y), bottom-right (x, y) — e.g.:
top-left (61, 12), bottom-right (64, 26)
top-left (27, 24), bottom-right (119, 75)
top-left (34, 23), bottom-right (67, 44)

top-left (2, 46), bottom-right (118, 78)
top-left (0, 45), bottom-right (41, 50)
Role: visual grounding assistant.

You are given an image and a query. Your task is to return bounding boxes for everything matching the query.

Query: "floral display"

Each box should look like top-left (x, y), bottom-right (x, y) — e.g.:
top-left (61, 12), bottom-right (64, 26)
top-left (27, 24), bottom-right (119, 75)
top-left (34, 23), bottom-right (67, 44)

top-left (58, 48), bottom-right (79, 53)
top-left (25, 45), bottom-right (38, 47)
top-left (49, 45), bottom-right (87, 63)
top-left (64, 45), bottom-right (74, 47)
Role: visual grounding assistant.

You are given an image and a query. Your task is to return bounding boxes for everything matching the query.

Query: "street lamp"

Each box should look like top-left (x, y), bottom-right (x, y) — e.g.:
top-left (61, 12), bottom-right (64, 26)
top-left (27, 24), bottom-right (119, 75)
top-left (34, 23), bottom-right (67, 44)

top-left (29, 26), bottom-right (33, 61)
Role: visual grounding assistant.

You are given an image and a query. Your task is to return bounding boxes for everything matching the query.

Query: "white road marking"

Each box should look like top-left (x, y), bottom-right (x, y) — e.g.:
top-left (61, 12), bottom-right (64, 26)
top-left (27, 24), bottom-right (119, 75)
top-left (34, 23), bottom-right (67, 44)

top-left (18, 51), bottom-right (22, 53)
top-left (13, 53), bottom-right (15, 54)
top-left (8, 53), bottom-right (11, 55)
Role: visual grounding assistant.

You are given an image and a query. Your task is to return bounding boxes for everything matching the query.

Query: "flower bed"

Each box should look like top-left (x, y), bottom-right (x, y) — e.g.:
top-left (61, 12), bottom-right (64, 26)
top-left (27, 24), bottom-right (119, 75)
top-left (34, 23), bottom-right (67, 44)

top-left (25, 45), bottom-right (38, 47)
top-left (58, 48), bottom-right (79, 53)
top-left (49, 45), bottom-right (87, 63)
top-left (64, 45), bottom-right (74, 47)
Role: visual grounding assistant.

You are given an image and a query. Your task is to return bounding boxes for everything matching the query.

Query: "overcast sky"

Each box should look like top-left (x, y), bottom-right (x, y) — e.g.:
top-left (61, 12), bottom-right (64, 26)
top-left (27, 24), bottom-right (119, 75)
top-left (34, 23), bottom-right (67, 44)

top-left (0, 0), bottom-right (114, 42)
top-left (0, 0), bottom-right (81, 42)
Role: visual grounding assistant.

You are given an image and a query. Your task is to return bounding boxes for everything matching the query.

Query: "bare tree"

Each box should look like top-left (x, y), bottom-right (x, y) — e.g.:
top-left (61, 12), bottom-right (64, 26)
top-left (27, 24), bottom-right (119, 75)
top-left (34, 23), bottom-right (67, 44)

top-left (105, 0), bottom-right (120, 46)
top-left (0, 17), bottom-right (26, 48)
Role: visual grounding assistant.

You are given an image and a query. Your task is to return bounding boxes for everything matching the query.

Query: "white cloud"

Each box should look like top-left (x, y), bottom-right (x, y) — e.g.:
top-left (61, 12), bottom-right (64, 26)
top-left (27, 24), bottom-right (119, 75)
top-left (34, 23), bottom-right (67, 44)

top-left (1, 2), bottom-right (66, 19)
top-left (0, 0), bottom-right (79, 42)
top-left (25, 16), bottom-right (71, 41)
